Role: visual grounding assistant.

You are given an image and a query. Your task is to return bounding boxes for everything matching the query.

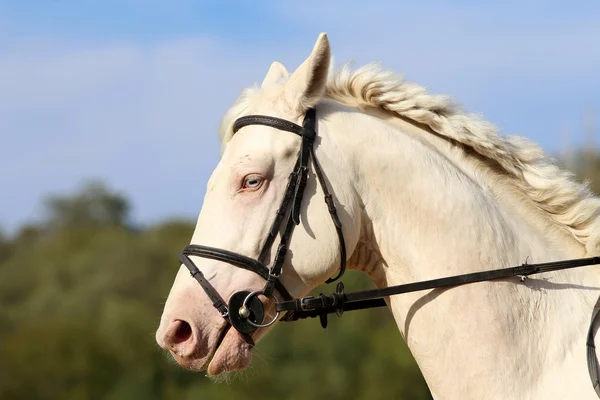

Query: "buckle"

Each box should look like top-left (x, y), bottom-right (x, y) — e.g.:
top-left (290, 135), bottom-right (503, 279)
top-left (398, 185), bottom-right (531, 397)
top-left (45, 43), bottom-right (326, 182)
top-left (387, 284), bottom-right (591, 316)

top-left (268, 271), bottom-right (280, 280)
top-left (299, 294), bottom-right (333, 312)
top-left (300, 296), bottom-right (316, 311)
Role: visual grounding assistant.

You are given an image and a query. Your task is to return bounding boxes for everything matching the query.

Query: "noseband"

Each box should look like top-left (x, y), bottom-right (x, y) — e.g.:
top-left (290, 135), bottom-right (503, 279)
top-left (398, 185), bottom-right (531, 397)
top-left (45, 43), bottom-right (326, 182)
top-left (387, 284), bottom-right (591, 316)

top-left (178, 108), bottom-right (347, 334)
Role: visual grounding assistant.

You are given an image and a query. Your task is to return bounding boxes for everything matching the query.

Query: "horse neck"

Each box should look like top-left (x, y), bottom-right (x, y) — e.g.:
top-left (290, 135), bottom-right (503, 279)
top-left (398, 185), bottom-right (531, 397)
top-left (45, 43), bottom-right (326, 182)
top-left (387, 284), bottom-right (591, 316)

top-left (319, 103), bottom-right (600, 399)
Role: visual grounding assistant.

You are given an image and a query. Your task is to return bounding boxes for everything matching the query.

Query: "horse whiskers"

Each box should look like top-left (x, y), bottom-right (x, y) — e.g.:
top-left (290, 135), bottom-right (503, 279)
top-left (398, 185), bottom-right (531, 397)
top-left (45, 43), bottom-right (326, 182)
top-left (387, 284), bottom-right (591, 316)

top-left (248, 342), bottom-right (275, 363)
top-left (206, 367), bottom-right (255, 384)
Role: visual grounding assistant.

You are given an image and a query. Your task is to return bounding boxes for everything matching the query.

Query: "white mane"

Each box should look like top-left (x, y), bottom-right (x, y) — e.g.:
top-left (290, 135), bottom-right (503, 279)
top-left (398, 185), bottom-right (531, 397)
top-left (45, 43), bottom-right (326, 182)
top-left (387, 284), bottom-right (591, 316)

top-left (219, 63), bottom-right (600, 255)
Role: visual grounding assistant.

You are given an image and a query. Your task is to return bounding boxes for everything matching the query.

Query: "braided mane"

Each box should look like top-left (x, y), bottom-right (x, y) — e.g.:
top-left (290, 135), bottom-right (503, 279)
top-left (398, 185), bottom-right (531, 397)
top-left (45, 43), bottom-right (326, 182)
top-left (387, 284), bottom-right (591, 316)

top-left (220, 63), bottom-right (600, 254)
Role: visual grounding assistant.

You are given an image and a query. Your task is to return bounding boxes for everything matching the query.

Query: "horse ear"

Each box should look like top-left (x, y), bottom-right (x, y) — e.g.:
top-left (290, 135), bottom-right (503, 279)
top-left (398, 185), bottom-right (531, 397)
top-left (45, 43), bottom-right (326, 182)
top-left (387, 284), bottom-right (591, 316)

top-left (284, 33), bottom-right (331, 113)
top-left (261, 61), bottom-right (289, 88)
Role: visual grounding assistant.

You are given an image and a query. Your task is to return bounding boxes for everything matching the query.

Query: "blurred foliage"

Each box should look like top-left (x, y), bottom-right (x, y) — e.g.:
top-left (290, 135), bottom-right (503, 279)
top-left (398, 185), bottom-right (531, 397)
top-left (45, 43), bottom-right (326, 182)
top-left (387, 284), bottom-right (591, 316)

top-left (561, 149), bottom-right (600, 195)
top-left (0, 182), bottom-right (431, 399)
top-left (43, 180), bottom-right (130, 230)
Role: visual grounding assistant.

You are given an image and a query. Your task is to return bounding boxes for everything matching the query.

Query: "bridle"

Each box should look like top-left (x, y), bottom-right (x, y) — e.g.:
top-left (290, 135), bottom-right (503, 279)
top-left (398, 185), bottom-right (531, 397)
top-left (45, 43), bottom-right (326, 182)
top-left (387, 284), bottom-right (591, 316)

top-left (177, 107), bottom-right (600, 396)
top-left (178, 108), bottom-right (347, 335)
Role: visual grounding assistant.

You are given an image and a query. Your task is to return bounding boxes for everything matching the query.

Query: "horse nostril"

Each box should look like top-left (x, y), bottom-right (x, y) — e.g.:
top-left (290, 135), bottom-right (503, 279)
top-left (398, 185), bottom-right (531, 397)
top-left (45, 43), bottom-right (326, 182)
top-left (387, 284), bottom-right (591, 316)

top-left (156, 318), bottom-right (199, 356)
top-left (173, 320), bottom-right (193, 344)
top-left (159, 319), bottom-right (196, 352)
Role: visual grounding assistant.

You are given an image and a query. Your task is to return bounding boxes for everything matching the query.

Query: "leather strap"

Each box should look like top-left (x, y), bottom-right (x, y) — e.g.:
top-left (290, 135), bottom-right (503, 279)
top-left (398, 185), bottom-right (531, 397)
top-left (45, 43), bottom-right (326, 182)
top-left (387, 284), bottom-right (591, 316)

top-left (179, 252), bottom-right (229, 316)
top-left (182, 245), bottom-right (293, 301)
top-left (588, 296), bottom-right (600, 396)
top-left (310, 146), bottom-right (346, 283)
top-left (257, 158), bottom-right (300, 264)
top-left (279, 257), bottom-right (600, 320)
top-left (234, 115), bottom-right (305, 136)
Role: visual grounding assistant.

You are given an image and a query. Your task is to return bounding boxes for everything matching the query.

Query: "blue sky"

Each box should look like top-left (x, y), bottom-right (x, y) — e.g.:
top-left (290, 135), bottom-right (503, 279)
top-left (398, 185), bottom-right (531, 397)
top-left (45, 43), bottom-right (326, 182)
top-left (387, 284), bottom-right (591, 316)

top-left (1, 1), bottom-right (599, 233)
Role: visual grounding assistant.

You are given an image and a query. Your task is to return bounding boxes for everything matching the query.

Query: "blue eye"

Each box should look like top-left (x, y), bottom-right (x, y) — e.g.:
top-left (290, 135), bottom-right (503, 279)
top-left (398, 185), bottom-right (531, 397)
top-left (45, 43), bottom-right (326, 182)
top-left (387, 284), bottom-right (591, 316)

top-left (243, 175), bottom-right (263, 189)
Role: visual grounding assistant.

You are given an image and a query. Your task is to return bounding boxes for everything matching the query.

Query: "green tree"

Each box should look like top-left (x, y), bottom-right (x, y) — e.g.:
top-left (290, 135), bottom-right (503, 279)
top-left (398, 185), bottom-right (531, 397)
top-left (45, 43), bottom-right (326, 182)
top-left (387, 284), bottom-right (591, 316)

top-left (0, 181), bottom-right (435, 399)
top-left (0, 228), bottom-right (12, 264)
top-left (559, 149), bottom-right (600, 195)
top-left (43, 180), bottom-right (130, 229)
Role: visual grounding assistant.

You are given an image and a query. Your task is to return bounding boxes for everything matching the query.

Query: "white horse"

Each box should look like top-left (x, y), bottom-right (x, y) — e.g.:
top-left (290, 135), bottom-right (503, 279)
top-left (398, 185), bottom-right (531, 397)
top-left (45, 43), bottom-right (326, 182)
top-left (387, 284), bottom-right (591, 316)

top-left (156, 33), bottom-right (600, 399)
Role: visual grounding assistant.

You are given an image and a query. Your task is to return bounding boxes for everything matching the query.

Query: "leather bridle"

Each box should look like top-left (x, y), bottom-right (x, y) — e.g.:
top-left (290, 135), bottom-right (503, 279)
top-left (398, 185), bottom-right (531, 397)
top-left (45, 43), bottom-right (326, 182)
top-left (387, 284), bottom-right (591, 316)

top-left (178, 108), bottom-right (347, 334)
top-left (177, 107), bottom-right (600, 396)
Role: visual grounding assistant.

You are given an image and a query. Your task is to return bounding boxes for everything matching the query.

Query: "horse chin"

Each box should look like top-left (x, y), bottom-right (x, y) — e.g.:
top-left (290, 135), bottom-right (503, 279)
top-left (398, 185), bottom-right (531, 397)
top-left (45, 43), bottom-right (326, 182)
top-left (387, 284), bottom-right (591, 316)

top-left (207, 327), bottom-right (254, 376)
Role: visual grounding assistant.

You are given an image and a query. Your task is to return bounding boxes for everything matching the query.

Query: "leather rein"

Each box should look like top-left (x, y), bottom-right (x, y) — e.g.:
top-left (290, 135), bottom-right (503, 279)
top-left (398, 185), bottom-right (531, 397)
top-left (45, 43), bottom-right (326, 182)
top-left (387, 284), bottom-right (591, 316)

top-left (178, 107), bottom-right (600, 396)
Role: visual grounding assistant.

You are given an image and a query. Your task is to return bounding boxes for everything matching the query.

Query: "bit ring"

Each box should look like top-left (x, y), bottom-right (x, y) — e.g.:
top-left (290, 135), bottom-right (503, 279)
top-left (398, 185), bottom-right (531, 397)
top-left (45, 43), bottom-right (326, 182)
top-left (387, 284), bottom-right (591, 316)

top-left (239, 289), bottom-right (281, 328)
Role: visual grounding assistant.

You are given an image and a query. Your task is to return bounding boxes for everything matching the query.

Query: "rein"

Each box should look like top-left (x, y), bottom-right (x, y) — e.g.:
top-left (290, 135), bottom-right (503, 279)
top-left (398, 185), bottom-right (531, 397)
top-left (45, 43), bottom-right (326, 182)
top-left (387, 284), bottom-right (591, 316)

top-left (178, 107), bottom-right (600, 396)
top-left (278, 257), bottom-right (600, 324)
